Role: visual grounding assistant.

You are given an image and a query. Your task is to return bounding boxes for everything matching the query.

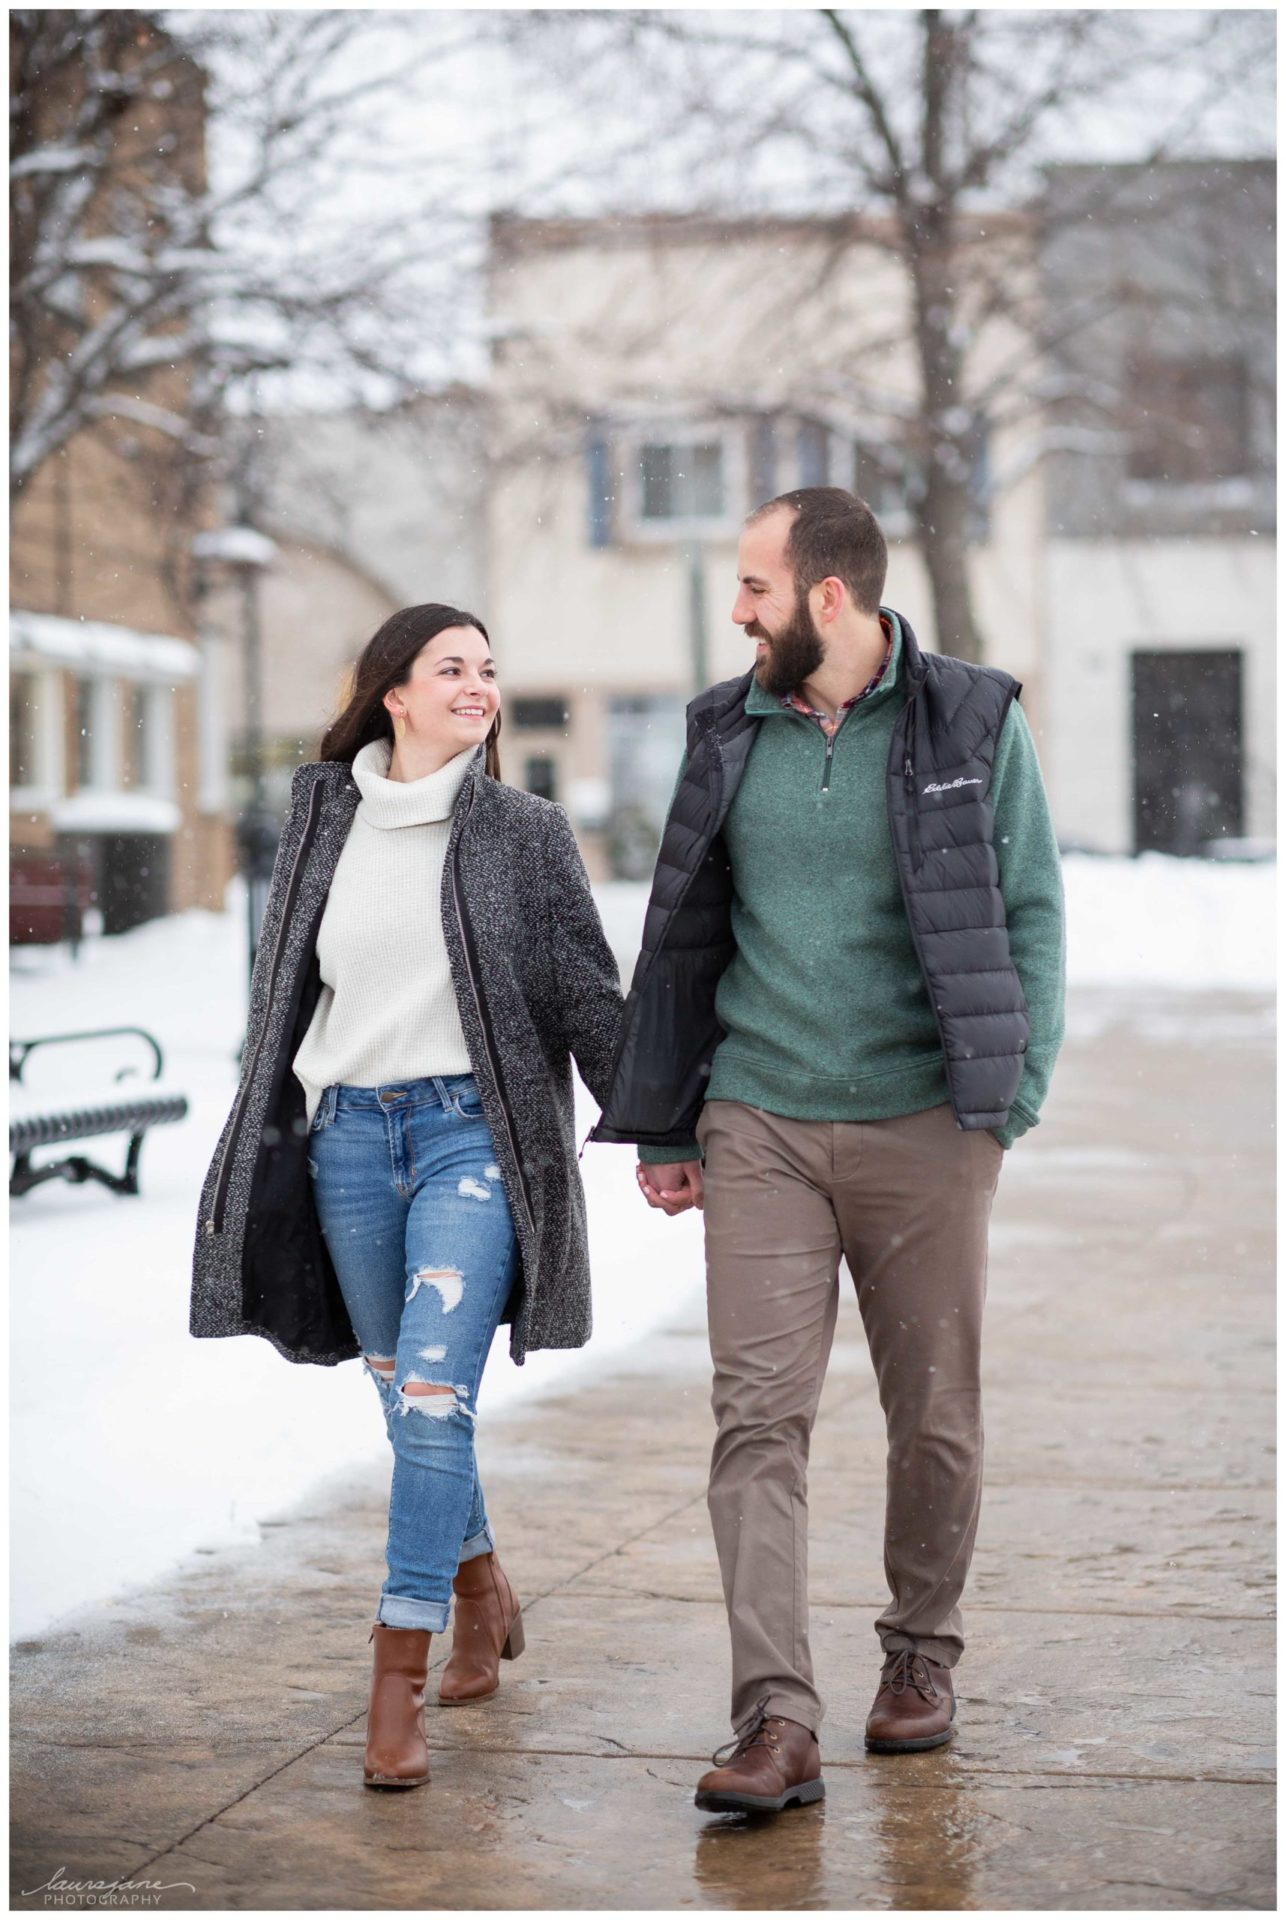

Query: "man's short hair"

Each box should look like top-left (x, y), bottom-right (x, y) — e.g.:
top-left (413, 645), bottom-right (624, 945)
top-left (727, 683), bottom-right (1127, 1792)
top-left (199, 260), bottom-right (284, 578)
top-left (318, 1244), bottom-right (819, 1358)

top-left (746, 486), bottom-right (888, 615)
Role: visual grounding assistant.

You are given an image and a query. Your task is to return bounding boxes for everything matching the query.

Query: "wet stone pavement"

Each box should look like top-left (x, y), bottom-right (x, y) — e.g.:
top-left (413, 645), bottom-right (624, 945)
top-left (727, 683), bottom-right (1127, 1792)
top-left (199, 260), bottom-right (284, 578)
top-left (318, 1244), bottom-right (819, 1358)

top-left (10, 988), bottom-right (1275, 1910)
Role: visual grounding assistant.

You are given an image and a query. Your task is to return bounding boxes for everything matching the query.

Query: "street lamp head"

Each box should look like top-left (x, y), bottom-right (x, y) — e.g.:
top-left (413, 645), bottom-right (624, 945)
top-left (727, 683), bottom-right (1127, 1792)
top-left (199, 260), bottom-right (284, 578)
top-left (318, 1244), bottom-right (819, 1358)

top-left (191, 526), bottom-right (278, 572)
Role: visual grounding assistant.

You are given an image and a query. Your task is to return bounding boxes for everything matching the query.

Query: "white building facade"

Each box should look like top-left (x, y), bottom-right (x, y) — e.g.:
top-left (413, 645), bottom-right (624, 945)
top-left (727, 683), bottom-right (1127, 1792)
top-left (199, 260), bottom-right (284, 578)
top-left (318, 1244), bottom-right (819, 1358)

top-left (1040, 161), bottom-right (1275, 856)
top-left (484, 183), bottom-right (1274, 871)
top-left (484, 212), bottom-right (1047, 878)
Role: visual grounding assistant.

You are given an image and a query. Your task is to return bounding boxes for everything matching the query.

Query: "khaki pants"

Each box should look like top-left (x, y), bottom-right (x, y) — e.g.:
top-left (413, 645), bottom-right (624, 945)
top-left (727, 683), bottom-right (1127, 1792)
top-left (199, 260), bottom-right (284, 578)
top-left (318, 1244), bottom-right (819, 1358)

top-left (694, 1097), bottom-right (1004, 1736)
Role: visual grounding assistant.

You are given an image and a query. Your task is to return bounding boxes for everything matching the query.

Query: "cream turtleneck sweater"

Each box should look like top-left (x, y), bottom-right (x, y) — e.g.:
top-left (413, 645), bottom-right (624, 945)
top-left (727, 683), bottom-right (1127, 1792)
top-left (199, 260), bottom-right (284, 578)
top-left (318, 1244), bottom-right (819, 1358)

top-left (291, 736), bottom-right (479, 1126)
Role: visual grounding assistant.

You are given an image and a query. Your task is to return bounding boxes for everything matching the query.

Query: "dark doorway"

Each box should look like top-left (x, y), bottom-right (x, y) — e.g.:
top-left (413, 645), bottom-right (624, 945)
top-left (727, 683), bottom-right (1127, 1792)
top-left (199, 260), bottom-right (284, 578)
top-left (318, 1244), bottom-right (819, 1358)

top-left (1131, 649), bottom-right (1244, 856)
top-left (57, 832), bottom-right (172, 935)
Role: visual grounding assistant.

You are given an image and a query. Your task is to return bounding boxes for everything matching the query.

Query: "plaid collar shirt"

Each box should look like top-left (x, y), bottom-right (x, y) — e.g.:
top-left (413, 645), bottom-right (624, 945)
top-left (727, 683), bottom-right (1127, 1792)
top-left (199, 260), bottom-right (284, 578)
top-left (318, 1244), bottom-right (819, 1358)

top-left (779, 615), bottom-right (894, 737)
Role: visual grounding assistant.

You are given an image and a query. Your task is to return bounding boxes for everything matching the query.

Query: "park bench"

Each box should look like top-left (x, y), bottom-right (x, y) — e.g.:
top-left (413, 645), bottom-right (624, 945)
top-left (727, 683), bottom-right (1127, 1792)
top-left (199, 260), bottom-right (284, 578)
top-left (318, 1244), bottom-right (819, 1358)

top-left (9, 1025), bottom-right (189, 1199)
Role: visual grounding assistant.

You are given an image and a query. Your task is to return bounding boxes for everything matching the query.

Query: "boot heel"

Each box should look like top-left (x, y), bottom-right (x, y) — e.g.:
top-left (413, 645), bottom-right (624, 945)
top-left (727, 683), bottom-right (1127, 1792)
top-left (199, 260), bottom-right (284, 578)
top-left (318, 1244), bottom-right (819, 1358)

top-left (501, 1609), bottom-right (525, 1661)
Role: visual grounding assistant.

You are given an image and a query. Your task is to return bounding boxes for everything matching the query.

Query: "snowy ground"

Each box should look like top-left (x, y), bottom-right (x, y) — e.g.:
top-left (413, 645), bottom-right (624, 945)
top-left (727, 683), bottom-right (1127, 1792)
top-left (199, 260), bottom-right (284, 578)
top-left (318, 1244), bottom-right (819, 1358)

top-left (9, 854), bottom-right (1274, 1638)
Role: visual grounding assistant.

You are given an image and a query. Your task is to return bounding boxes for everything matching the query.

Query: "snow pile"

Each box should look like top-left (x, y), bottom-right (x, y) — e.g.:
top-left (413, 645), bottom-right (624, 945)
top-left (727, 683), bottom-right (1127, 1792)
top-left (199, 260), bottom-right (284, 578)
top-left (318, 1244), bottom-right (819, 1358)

top-left (1062, 851), bottom-right (1274, 991)
top-left (601, 858), bottom-right (1276, 996)
top-left (9, 853), bottom-right (1273, 1637)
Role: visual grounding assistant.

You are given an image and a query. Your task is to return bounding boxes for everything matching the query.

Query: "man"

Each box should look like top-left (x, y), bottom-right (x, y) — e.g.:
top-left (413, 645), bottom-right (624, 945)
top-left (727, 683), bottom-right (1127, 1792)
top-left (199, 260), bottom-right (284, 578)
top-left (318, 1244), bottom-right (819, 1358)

top-left (588, 487), bottom-right (1065, 1813)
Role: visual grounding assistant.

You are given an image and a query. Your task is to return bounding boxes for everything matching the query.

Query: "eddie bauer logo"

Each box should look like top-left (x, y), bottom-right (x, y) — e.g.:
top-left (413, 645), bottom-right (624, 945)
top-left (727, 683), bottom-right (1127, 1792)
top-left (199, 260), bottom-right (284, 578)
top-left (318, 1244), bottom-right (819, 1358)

top-left (922, 776), bottom-right (983, 794)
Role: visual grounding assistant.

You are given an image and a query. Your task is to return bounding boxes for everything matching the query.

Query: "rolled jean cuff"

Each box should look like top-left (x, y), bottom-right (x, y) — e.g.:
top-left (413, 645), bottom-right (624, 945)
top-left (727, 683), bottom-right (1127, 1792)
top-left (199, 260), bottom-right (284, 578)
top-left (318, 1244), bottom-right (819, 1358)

top-left (458, 1523), bottom-right (495, 1566)
top-left (376, 1594), bottom-right (449, 1633)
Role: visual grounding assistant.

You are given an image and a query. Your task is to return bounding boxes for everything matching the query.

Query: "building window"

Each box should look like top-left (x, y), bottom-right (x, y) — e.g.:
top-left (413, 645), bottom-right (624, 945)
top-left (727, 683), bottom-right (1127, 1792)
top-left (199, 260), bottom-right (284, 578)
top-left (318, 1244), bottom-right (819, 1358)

top-left (10, 672), bottom-right (39, 788)
top-left (72, 676), bottom-right (119, 790)
top-left (126, 685), bottom-right (147, 788)
top-left (851, 443), bottom-right (915, 534)
top-left (9, 665), bottom-right (64, 803)
top-left (126, 684), bottom-right (175, 793)
top-left (606, 693), bottom-right (686, 880)
top-left (524, 755), bottom-right (558, 802)
top-left (74, 678), bottom-right (96, 786)
top-left (512, 696), bottom-right (570, 730)
top-left (797, 419), bottom-right (831, 487)
top-left (638, 440), bottom-right (725, 523)
top-left (1126, 353), bottom-right (1251, 483)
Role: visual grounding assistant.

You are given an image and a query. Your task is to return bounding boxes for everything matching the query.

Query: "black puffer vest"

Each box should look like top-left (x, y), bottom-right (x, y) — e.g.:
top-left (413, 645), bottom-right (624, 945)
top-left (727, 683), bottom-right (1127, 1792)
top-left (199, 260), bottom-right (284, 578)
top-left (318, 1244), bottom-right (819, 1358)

top-left (589, 610), bottom-right (1029, 1148)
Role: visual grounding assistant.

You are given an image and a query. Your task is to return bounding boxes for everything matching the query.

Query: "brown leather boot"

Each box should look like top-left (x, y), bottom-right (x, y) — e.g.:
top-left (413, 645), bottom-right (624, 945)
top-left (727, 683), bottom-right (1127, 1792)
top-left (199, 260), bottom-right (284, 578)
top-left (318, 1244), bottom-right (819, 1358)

top-left (694, 1699), bottom-right (825, 1814)
top-left (363, 1624), bottom-right (432, 1788)
top-left (865, 1648), bottom-right (956, 1754)
top-left (437, 1551), bottom-right (525, 1705)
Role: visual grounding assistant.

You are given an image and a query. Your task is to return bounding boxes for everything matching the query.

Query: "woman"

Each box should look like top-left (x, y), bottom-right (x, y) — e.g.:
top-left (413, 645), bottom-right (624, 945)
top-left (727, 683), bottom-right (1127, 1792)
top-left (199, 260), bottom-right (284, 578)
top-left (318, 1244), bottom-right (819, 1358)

top-left (190, 604), bottom-right (624, 1790)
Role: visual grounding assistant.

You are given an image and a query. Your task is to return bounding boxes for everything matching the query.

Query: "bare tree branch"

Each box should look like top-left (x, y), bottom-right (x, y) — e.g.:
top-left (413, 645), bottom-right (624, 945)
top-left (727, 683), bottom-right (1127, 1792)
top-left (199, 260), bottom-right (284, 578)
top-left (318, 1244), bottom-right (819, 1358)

top-left (821, 9), bottom-right (909, 203)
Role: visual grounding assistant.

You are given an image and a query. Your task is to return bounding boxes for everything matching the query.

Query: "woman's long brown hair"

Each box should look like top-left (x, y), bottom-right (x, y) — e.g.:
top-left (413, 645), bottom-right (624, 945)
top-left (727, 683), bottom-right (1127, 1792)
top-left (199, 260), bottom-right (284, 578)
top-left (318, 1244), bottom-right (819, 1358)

top-left (317, 604), bottom-right (502, 780)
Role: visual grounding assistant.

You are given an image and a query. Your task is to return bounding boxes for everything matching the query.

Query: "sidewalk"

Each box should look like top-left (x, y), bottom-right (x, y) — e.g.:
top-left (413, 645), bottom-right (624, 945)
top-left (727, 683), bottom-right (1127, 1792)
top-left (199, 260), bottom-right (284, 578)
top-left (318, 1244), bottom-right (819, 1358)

top-left (11, 987), bottom-right (1274, 1911)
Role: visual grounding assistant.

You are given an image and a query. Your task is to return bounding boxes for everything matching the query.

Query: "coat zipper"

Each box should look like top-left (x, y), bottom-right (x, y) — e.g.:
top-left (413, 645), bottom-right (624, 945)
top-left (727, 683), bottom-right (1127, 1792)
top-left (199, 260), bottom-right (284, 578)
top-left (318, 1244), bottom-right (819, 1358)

top-left (206, 776), bottom-right (323, 1235)
top-left (902, 680), bottom-right (925, 871)
top-left (449, 794), bottom-right (537, 1238)
top-left (888, 677), bottom-right (956, 1112)
top-left (904, 751), bottom-right (923, 871)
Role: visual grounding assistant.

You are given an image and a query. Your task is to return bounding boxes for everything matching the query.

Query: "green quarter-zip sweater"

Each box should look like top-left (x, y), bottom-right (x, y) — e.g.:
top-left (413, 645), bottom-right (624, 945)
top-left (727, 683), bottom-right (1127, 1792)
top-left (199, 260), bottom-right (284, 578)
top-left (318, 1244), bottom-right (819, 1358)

top-left (639, 611), bottom-right (1066, 1162)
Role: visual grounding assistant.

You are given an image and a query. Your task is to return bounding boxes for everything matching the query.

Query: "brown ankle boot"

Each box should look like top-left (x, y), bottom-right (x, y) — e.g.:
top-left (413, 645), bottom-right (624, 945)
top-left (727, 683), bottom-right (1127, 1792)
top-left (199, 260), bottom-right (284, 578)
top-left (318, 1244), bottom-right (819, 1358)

top-left (363, 1624), bottom-right (432, 1787)
top-left (865, 1648), bottom-right (956, 1754)
top-left (694, 1700), bottom-right (824, 1814)
top-left (437, 1551), bottom-right (524, 1705)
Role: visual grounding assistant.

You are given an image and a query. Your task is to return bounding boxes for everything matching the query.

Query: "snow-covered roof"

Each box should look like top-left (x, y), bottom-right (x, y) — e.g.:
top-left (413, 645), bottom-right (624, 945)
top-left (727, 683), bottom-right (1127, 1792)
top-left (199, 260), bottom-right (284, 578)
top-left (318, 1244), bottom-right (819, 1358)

top-left (49, 791), bottom-right (183, 836)
top-left (10, 610), bottom-right (200, 683)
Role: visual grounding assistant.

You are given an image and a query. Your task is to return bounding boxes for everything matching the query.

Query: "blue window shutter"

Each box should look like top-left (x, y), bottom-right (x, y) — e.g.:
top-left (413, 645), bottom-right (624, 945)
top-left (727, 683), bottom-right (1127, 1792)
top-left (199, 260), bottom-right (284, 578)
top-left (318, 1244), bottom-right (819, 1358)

top-left (750, 417), bottom-right (777, 506)
top-left (798, 419), bottom-right (829, 486)
top-left (586, 426), bottom-right (612, 548)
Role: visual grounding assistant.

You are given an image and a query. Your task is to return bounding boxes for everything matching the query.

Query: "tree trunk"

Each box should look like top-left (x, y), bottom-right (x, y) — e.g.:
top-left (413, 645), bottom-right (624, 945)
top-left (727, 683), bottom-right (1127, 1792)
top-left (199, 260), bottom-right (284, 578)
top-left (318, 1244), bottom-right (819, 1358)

top-left (915, 482), bottom-right (983, 662)
top-left (905, 12), bottom-right (985, 665)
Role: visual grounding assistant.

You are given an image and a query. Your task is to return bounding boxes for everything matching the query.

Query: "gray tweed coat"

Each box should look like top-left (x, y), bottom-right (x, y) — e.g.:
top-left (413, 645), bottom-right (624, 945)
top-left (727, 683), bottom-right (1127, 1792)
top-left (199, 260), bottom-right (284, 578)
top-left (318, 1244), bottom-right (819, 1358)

top-left (189, 746), bottom-right (625, 1367)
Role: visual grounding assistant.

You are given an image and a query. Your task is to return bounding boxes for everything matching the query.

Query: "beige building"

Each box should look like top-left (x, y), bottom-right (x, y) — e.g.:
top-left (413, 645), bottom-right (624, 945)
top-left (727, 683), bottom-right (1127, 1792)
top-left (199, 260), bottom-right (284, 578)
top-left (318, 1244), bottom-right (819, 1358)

top-left (484, 194), bottom-right (1274, 868)
top-left (1039, 161), bottom-right (1275, 856)
top-left (484, 213), bottom-right (1047, 879)
top-left (9, 18), bottom-right (234, 938)
top-left (9, 461), bottom-right (231, 942)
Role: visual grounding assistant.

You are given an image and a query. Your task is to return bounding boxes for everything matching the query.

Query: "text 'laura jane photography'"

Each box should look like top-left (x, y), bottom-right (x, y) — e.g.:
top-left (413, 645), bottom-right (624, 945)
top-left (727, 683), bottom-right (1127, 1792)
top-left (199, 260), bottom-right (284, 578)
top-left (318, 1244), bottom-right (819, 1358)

top-left (20, 1867), bottom-right (196, 1908)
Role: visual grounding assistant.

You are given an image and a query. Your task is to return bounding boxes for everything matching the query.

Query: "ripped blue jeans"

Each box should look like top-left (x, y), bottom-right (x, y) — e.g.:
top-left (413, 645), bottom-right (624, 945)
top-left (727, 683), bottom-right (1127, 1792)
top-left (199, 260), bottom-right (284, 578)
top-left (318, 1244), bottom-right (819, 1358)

top-left (306, 1074), bottom-right (520, 1632)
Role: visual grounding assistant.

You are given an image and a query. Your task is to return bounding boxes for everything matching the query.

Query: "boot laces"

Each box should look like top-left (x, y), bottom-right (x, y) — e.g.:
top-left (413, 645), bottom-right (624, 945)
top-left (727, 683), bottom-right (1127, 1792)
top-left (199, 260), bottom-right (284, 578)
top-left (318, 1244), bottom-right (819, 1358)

top-left (882, 1649), bottom-right (942, 1701)
top-left (711, 1696), bottom-right (786, 1768)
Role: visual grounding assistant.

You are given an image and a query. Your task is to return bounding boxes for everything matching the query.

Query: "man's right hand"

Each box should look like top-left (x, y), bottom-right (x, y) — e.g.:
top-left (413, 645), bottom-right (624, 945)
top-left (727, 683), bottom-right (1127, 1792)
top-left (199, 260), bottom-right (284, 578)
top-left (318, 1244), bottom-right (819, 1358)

top-left (636, 1160), bottom-right (705, 1215)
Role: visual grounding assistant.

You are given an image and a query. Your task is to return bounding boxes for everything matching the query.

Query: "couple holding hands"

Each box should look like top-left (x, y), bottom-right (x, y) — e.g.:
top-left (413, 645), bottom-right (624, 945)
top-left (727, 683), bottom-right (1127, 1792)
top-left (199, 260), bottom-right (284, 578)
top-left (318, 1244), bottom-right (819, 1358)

top-left (191, 485), bottom-right (1065, 1808)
